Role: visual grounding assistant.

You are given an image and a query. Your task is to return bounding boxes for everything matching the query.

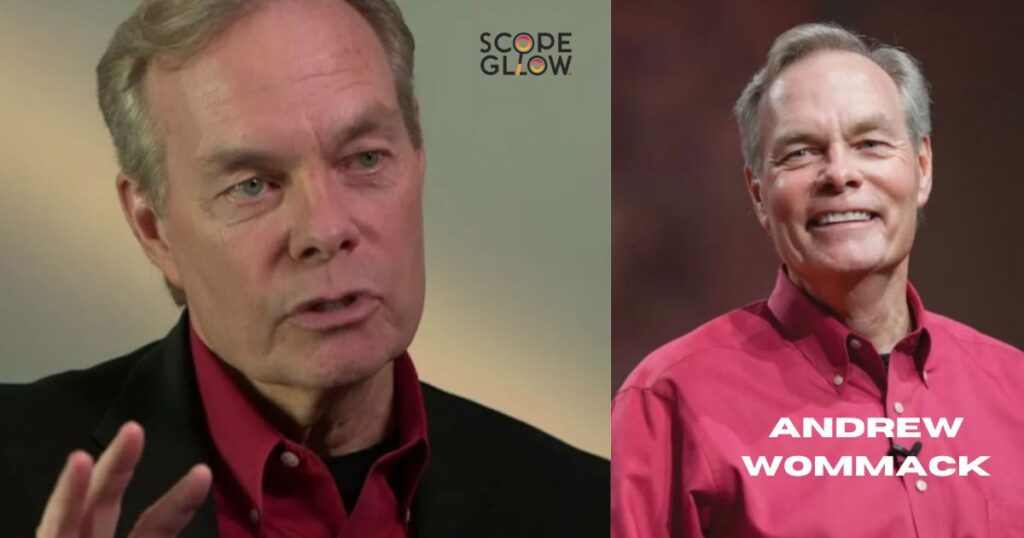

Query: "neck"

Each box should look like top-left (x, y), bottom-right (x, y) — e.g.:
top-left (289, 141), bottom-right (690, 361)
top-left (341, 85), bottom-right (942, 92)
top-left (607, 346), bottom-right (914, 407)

top-left (787, 261), bottom-right (912, 354)
top-left (247, 362), bottom-right (396, 457)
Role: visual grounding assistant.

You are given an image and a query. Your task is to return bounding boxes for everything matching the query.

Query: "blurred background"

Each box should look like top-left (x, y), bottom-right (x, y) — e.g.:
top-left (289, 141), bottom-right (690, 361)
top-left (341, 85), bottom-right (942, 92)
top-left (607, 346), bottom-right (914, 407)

top-left (0, 0), bottom-right (609, 456)
top-left (613, 1), bottom-right (1024, 390)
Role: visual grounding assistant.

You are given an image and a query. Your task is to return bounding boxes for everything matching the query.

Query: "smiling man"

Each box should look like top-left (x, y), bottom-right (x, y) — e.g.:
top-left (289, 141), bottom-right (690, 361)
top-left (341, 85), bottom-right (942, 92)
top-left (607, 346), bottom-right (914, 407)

top-left (612, 23), bottom-right (1024, 537)
top-left (0, 0), bottom-right (606, 536)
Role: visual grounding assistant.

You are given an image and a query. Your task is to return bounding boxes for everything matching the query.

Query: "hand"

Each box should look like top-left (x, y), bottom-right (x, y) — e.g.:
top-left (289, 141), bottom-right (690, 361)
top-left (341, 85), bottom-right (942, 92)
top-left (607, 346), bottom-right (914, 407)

top-left (36, 421), bottom-right (212, 538)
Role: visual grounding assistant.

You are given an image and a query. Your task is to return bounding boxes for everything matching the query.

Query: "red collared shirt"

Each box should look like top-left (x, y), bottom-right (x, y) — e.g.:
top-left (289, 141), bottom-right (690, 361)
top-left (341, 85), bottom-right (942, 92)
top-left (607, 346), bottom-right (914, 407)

top-left (612, 269), bottom-right (1024, 537)
top-left (191, 325), bottom-right (429, 537)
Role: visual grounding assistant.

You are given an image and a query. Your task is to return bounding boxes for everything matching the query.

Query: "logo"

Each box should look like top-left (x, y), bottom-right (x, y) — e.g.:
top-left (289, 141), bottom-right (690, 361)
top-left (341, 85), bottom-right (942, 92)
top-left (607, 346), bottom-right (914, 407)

top-left (479, 32), bottom-right (573, 76)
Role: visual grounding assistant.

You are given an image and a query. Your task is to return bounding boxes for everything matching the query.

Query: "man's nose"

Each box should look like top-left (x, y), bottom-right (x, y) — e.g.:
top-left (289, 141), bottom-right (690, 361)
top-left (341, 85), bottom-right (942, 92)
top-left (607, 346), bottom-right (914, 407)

top-left (288, 166), bottom-right (360, 263)
top-left (819, 144), bottom-right (862, 193)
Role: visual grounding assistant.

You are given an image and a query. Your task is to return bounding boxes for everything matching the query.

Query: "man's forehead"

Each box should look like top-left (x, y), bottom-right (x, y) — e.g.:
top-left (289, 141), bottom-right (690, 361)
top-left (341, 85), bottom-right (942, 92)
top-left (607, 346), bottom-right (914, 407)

top-left (168, 62), bottom-right (384, 127)
top-left (142, 0), bottom-right (398, 156)
top-left (762, 50), bottom-right (903, 132)
top-left (162, 1), bottom-right (389, 103)
top-left (195, 101), bottom-right (403, 173)
top-left (200, 0), bottom-right (385, 65)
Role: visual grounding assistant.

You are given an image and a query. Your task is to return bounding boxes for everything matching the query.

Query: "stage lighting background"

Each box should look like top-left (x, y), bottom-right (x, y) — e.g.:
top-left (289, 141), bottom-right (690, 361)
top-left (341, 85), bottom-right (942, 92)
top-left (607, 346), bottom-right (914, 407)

top-left (612, 1), bottom-right (1024, 390)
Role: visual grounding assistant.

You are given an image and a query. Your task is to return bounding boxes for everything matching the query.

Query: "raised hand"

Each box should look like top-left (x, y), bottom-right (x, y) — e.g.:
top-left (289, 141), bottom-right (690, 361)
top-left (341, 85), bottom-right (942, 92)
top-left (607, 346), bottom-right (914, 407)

top-left (36, 422), bottom-right (212, 538)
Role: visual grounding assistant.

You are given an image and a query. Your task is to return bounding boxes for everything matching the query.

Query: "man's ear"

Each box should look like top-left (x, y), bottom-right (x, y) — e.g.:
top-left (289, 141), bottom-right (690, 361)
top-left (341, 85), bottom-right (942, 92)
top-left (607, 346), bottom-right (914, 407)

top-left (916, 135), bottom-right (933, 208)
top-left (415, 145), bottom-right (426, 180)
top-left (744, 166), bottom-right (769, 229)
top-left (116, 173), bottom-right (183, 288)
top-left (412, 99), bottom-right (426, 180)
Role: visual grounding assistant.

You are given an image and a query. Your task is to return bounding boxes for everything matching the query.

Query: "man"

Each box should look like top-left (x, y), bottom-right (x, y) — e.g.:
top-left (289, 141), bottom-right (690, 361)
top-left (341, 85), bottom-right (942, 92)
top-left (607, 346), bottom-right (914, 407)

top-left (612, 23), bottom-right (1024, 537)
top-left (0, 0), bottom-right (607, 536)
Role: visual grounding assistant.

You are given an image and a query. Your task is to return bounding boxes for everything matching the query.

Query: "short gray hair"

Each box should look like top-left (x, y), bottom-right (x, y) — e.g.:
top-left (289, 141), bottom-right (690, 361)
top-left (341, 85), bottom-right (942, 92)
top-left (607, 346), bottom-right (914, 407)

top-left (96, 0), bottom-right (419, 306)
top-left (734, 23), bottom-right (931, 176)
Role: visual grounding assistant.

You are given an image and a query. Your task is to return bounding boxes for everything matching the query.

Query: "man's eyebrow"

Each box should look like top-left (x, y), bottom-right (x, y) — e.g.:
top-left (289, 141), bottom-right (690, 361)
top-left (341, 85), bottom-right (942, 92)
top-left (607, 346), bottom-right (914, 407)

top-left (198, 148), bottom-right (289, 177)
top-left (324, 103), bottom-right (404, 151)
top-left (198, 103), bottom-right (404, 177)
top-left (770, 130), bottom-right (822, 155)
top-left (769, 113), bottom-right (900, 156)
top-left (845, 113), bottom-right (898, 138)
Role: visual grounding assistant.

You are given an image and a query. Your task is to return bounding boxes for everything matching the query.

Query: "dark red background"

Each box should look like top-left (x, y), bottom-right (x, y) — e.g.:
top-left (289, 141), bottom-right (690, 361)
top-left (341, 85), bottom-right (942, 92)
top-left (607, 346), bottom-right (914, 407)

top-left (613, 1), bottom-right (1024, 390)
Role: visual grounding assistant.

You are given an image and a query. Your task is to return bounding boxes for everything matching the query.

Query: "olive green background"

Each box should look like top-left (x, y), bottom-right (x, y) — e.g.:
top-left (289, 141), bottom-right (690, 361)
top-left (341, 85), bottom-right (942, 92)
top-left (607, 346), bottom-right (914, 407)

top-left (0, 1), bottom-right (609, 457)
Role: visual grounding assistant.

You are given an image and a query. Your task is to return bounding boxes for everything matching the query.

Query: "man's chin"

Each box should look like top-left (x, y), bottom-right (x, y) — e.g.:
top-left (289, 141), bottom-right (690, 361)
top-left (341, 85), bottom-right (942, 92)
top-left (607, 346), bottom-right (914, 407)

top-left (298, 347), bottom-right (398, 388)
top-left (259, 335), bottom-right (395, 387)
top-left (800, 254), bottom-right (896, 280)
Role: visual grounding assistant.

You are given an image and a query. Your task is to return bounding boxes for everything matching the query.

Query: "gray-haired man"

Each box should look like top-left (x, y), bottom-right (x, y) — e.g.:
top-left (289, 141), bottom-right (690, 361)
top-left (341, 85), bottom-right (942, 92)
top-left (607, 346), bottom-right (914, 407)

top-left (0, 0), bottom-right (607, 536)
top-left (612, 23), bottom-right (1024, 537)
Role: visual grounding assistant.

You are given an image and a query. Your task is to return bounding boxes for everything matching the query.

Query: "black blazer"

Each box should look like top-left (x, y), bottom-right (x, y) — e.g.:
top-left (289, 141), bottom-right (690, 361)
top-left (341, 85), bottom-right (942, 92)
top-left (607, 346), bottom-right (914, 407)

top-left (0, 314), bottom-right (608, 537)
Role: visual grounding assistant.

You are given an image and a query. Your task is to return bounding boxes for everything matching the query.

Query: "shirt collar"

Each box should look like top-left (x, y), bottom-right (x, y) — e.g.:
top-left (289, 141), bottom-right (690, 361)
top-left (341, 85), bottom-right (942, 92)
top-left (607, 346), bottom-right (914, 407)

top-left (765, 267), bottom-right (932, 388)
top-left (190, 319), bottom-right (430, 515)
top-left (377, 349), bottom-right (430, 513)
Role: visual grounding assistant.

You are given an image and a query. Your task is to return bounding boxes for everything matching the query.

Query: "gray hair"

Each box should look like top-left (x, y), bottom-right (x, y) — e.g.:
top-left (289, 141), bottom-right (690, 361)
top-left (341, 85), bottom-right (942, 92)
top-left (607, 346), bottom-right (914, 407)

top-left (734, 23), bottom-right (931, 176)
top-left (96, 0), bottom-right (419, 306)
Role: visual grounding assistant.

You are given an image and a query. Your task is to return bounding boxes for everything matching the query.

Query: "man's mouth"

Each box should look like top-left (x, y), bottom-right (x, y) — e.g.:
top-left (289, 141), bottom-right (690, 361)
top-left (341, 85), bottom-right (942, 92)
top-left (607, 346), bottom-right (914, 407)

top-left (289, 291), bottom-right (380, 330)
top-left (808, 210), bottom-right (879, 228)
top-left (307, 294), bottom-right (359, 312)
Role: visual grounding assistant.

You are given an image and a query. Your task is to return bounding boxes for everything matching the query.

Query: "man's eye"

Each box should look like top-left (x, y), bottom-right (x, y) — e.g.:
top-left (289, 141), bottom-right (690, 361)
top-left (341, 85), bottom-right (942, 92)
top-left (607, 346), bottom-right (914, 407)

top-left (783, 148), bottom-right (810, 162)
top-left (858, 140), bottom-right (884, 149)
top-left (354, 150), bottom-right (383, 169)
top-left (231, 177), bottom-right (269, 198)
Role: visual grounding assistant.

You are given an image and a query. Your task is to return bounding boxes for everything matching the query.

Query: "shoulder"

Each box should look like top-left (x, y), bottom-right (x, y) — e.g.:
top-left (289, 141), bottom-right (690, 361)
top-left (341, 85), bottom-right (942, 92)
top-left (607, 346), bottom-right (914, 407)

top-left (422, 382), bottom-right (606, 474)
top-left (618, 300), bottom-right (776, 394)
top-left (0, 341), bottom-right (156, 533)
top-left (419, 382), bottom-right (606, 533)
top-left (925, 311), bottom-right (1021, 357)
top-left (924, 311), bottom-right (1022, 381)
top-left (0, 343), bottom-right (152, 435)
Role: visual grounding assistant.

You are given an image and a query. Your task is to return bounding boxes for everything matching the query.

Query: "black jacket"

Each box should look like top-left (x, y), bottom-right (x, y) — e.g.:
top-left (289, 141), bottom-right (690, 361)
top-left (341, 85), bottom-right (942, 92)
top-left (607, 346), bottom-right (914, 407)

top-left (0, 314), bottom-right (608, 537)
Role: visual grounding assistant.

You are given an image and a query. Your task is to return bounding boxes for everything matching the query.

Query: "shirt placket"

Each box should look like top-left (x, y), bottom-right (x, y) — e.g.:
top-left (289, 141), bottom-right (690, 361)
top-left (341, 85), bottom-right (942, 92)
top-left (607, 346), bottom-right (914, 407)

top-left (884, 342), bottom-right (945, 537)
top-left (263, 441), bottom-right (347, 538)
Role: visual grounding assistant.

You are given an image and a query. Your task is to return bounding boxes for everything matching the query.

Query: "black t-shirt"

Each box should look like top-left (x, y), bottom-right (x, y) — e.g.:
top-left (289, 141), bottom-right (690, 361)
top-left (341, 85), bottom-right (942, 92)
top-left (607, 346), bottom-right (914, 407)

top-left (324, 441), bottom-right (393, 512)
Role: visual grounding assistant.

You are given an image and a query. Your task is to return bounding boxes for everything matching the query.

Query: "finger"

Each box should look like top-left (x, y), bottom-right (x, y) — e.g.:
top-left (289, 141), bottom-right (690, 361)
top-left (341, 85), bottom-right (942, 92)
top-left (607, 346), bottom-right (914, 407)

top-left (81, 421), bottom-right (145, 537)
top-left (36, 450), bottom-right (94, 538)
top-left (129, 464), bottom-right (212, 538)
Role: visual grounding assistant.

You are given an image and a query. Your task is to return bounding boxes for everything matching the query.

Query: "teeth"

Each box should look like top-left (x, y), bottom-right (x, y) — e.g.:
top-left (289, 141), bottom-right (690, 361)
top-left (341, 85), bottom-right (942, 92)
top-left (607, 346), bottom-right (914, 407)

top-left (815, 211), bottom-right (873, 226)
top-left (310, 295), bottom-right (358, 312)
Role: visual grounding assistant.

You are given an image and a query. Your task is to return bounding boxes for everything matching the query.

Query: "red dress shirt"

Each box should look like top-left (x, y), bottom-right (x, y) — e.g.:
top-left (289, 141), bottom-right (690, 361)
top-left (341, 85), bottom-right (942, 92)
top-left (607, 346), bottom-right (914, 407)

top-left (191, 326), bottom-right (429, 537)
top-left (612, 269), bottom-right (1024, 537)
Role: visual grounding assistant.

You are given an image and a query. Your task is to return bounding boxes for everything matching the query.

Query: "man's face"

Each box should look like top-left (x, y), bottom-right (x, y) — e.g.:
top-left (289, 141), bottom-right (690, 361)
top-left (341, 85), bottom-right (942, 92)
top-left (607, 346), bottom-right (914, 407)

top-left (139, 0), bottom-right (425, 389)
top-left (748, 51), bottom-right (932, 283)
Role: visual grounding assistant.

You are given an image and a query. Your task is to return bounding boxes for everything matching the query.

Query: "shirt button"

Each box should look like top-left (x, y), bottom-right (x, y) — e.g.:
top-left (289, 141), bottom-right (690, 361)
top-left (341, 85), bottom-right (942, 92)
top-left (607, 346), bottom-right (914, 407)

top-left (249, 508), bottom-right (260, 524)
top-left (280, 450), bottom-right (300, 468)
top-left (405, 509), bottom-right (412, 523)
top-left (915, 479), bottom-right (927, 492)
top-left (923, 371), bottom-right (929, 382)
top-left (832, 374), bottom-right (844, 386)
top-left (894, 401), bottom-right (905, 414)
top-left (849, 338), bottom-right (862, 350)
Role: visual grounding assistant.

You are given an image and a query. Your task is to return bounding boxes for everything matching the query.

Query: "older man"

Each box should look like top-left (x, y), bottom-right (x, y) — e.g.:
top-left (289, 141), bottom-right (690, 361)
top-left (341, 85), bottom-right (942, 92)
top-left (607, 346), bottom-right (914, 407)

top-left (612, 23), bottom-right (1024, 537)
top-left (0, 0), bottom-right (606, 536)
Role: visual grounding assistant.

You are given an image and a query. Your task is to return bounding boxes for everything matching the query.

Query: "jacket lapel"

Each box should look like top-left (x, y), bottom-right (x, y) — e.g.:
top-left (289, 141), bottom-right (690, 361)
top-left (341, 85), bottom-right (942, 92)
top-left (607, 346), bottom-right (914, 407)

top-left (411, 385), bottom-right (495, 537)
top-left (92, 311), bottom-right (219, 537)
